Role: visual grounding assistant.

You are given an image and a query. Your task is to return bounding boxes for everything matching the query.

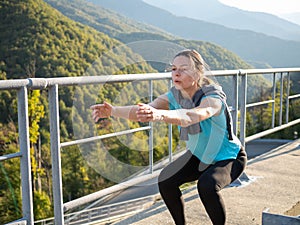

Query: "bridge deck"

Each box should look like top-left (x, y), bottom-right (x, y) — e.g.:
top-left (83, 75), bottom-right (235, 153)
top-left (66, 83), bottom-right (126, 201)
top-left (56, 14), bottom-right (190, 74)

top-left (111, 139), bottom-right (300, 225)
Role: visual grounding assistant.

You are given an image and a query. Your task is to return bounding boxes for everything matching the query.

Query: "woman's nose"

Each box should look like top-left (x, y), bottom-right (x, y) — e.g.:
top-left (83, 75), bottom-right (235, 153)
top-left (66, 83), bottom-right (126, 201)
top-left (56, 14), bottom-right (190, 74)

top-left (173, 69), bottom-right (181, 76)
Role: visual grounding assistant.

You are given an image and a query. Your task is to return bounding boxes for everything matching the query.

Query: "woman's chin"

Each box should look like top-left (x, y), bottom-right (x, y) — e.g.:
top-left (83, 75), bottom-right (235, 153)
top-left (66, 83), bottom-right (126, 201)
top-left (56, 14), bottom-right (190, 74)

top-left (174, 84), bottom-right (182, 90)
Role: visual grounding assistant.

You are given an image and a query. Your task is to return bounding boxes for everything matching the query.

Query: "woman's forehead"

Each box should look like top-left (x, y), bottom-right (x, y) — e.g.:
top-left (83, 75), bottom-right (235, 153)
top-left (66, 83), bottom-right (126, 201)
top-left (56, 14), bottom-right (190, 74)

top-left (172, 55), bottom-right (192, 66)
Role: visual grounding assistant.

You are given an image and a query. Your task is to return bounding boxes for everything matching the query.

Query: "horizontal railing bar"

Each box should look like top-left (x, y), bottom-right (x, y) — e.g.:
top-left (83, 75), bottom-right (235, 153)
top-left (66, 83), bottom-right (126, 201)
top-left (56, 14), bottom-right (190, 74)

top-left (246, 99), bottom-right (274, 108)
top-left (0, 152), bottom-right (22, 161)
top-left (237, 68), bottom-right (300, 75)
top-left (34, 217), bottom-right (54, 224)
top-left (245, 118), bottom-right (300, 143)
top-left (44, 73), bottom-right (171, 88)
top-left (0, 79), bottom-right (30, 90)
top-left (1, 68), bottom-right (299, 90)
top-left (289, 94), bottom-right (300, 100)
top-left (61, 126), bottom-right (151, 148)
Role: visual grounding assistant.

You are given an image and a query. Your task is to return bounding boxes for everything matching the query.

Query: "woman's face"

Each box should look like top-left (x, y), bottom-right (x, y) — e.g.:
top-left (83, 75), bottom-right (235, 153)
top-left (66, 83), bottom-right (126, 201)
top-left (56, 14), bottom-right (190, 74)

top-left (171, 55), bottom-right (199, 96)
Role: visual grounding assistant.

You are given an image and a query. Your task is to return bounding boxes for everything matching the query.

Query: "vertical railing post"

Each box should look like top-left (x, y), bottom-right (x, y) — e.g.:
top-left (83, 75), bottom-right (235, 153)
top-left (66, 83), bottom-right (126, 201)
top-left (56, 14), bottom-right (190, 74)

top-left (279, 73), bottom-right (284, 126)
top-left (49, 84), bottom-right (64, 224)
top-left (18, 86), bottom-right (34, 225)
top-left (232, 73), bottom-right (239, 135)
top-left (148, 80), bottom-right (153, 173)
top-left (239, 71), bottom-right (247, 147)
top-left (285, 72), bottom-right (290, 124)
top-left (168, 79), bottom-right (173, 162)
top-left (271, 73), bottom-right (276, 128)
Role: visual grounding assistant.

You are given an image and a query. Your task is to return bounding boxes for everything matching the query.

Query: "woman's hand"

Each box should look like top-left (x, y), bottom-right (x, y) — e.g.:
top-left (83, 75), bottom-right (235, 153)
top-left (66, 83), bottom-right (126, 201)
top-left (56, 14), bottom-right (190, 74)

top-left (137, 103), bottom-right (194, 127)
top-left (90, 101), bottom-right (113, 122)
top-left (136, 103), bottom-right (163, 122)
top-left (176, 109), bottom-right (194, 127)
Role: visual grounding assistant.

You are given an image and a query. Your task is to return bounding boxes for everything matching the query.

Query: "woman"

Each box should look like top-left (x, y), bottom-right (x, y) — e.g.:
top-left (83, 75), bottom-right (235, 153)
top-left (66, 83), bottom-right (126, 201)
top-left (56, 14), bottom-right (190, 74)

top-left (91, 49), bottom-right (247, 225)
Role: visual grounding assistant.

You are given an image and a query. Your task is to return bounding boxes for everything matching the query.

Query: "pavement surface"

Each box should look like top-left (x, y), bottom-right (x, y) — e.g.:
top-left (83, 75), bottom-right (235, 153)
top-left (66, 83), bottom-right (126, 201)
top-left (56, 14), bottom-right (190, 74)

top-left (110, 139), bottom-right (300, 225)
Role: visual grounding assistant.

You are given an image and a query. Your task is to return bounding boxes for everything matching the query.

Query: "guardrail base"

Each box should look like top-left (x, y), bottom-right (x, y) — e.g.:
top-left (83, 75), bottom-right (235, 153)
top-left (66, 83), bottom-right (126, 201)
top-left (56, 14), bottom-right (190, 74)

top-left (262, 209), bottom-right (300, 225)
top-left (229, 172), bottom-right (252, 187)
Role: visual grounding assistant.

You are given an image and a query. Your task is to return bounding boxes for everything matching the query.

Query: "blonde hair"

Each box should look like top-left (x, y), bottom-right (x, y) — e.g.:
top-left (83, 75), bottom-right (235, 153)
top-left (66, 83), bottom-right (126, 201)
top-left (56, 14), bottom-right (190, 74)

top-left (173, 49), bottom-right (215, 87)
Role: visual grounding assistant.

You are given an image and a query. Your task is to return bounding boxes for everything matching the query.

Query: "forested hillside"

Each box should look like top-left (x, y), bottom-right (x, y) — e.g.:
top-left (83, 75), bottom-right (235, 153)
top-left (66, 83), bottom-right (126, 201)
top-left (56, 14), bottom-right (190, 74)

top-left (45, 0), bottom-right (173, 42)
top-left (0, 0), bottom-right (156, 80)
top-left (44, 0), bottom-right (252, 70)
top-left (0, 0), bottom-right (298, 224)
top-left (90, 0), bottom-right (300, 68)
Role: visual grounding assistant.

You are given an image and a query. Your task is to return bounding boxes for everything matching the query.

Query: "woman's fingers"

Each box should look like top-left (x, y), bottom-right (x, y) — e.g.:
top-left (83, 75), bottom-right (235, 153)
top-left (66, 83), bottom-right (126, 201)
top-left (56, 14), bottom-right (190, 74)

top-left (136, 103), bottom-right (154, 122)
top-left (90, 102), bottom-right (111, 122)
top-left (137, 103), bottom-right (150, 114)
top-left (92, 112), bottom-right (99, 122)
top-left (91, 107), bottom-right (102, 122)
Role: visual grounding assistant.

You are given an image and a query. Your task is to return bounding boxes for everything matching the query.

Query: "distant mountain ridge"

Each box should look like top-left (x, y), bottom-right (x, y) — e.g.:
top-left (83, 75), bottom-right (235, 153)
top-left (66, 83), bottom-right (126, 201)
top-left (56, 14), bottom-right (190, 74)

top-left (281, 12), bottom-right (300, 26)
top-left (143, 0), bottom-right (300, 42)
top-left (44, 0), bottom-right (173, 40)
top-left (44, 0), bottom-right (252, 70)
top-left (88, 0), bottom-right (300, 68)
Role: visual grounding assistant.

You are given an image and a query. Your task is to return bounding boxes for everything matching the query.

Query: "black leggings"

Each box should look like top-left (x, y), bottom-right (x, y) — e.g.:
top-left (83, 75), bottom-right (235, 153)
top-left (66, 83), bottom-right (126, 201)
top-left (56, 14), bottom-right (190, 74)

top-left (158, 147), bottom-right (247, 225)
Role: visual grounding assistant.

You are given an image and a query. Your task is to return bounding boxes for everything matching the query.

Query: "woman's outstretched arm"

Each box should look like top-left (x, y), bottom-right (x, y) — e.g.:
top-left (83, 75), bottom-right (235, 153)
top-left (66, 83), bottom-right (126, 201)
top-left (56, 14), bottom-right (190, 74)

top-left (90, 102), bottom-right (139, 122)
top-left (90, 94), bottom-right (169, 122)
top-left (90, 95), bottom-right (221, 127)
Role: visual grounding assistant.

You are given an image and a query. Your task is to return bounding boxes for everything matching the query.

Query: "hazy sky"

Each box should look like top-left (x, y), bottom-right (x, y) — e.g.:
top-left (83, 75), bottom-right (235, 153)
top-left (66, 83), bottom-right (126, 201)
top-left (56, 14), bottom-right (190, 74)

top-left (219, 0), bottom-right (300, 15)
top-left (144, 0), bottom-right (300, 16)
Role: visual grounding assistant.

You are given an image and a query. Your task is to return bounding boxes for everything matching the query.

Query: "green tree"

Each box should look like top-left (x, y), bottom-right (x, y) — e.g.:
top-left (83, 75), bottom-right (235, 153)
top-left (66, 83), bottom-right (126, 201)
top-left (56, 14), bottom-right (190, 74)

top-left (0, 122), bottom-right (21, 224)
top-left (28, 90), bottom-right (53, 220)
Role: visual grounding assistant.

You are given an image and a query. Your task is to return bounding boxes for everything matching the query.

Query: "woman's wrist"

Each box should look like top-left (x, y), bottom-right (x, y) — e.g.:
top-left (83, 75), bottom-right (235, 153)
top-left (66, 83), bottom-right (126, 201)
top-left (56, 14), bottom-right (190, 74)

top-left (155, 113), bottom-right (164, 122)
top-left (153, 110), bottom-right (165, 122)
top-left (110, 106), bottom-right (116, 117)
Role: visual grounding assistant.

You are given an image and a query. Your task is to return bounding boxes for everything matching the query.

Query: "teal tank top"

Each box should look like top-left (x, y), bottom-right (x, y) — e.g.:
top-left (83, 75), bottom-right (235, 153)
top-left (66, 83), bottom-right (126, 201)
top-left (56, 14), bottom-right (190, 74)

top-left (167, 91), bottom-right (241, 164)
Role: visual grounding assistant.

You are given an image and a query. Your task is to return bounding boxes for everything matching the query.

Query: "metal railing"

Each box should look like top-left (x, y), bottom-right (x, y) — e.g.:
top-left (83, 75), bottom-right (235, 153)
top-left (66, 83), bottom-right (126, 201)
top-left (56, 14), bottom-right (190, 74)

top-left (35, 194), bottom-right (157, 225)
top-left (1, 68), bottom-right (300, 225)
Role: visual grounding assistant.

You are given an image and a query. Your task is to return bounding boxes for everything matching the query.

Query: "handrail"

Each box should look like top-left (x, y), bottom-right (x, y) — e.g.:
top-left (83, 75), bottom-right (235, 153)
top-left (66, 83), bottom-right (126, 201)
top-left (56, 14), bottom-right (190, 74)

top-left (1, 68), bottom-right (300, 90)
top-left (1, 67), bottom-right (300, 225)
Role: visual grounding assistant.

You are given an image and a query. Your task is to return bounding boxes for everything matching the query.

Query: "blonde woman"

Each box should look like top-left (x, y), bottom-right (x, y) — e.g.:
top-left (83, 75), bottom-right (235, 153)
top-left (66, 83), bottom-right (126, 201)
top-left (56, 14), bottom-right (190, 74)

top-left (91, 49), bottom-right (247, 225)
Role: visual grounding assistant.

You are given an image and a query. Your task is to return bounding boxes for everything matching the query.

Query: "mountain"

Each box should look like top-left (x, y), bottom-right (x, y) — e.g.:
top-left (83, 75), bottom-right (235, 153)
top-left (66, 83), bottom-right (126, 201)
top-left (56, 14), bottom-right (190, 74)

top-left (44, 0), bottom-right (276, 105)
top-left (0, 0), bottom-right (154, 79)
top-left (143, 0), bottom-right (300, 42)
top-left (44, 0), bottom-right (253, 71)
top-left (44, 0), bottom-right (174, 41)
top-left (88, 0), bottom-right (300, 68)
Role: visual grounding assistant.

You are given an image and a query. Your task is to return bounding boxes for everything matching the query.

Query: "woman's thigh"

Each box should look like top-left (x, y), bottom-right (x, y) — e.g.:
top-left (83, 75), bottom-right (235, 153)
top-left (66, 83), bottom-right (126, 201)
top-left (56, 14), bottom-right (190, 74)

top-left (199, 149), bottom-right (247, 191)
top-left (158, 150), bottom-right (201, 186)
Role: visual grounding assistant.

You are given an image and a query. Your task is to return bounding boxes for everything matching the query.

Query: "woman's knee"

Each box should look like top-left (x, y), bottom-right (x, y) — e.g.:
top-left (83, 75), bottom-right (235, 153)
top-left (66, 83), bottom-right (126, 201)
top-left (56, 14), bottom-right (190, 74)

top-left (197, 177), bottom-right (220, 197)
top-left (237, 147), bottom-right (247, 169)
top-left (158, 170), bottom-right (173, 192)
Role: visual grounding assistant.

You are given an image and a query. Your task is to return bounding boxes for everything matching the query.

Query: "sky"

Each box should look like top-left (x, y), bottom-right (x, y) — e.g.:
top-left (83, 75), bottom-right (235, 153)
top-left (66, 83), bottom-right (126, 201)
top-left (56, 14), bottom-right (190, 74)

top-left (219, 0), bottom-right (300, 15)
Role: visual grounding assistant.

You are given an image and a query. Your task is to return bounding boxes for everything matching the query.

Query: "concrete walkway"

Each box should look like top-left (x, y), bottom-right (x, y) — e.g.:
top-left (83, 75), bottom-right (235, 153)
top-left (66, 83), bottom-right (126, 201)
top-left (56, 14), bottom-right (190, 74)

top-left (112, 139), bottom-right (300, 225)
